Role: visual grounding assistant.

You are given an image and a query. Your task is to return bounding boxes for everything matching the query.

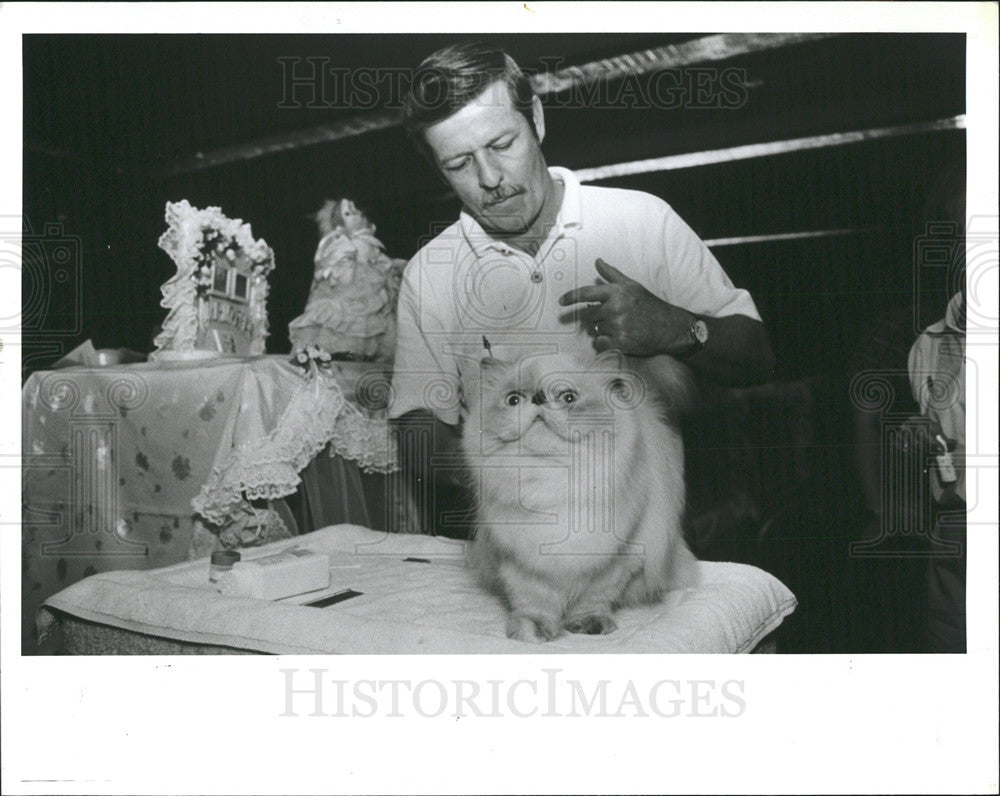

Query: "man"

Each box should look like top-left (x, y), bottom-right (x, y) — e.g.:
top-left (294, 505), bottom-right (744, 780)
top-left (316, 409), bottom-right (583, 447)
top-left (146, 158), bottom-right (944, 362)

top-left (388, 42), bottom-right (774, 528)
top-left (908, 289), bottom-right (966, 652)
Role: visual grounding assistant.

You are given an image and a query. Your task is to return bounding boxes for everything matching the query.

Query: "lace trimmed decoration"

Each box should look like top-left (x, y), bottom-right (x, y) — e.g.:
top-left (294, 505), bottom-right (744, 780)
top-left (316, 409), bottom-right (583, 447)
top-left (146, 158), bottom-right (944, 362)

top-left (152, 200), bottom-right (275, 358)
top-left (192, 367), bottom-right (397, 528)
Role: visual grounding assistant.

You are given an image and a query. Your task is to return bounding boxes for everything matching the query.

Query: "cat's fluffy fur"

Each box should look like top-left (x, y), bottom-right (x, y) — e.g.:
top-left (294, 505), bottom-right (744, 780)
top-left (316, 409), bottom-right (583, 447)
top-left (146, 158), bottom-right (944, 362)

top-left (462, 348), bottom-right (699, 642)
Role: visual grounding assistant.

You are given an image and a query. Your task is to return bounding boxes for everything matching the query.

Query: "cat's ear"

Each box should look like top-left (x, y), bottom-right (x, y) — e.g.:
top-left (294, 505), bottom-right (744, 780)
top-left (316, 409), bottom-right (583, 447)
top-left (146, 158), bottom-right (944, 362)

top-left (480, 356), bottom-right (505, 372)
top-left (595, 350), bottom-right (629, 406)
top-left (594, 349), bottom-right (624, 371)
top-left (478, 356), bottom-right (507, 385)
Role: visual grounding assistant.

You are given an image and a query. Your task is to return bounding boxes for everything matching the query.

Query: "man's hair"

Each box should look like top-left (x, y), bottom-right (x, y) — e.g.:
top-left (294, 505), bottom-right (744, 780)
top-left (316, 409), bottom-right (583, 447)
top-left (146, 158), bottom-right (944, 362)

top-left (401, 42), bottom-right (538, 163)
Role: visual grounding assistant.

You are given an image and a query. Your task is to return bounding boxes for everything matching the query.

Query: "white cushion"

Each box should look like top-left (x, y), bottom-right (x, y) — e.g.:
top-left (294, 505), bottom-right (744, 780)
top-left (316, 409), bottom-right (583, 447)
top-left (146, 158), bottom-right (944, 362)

top-left (41, 524), bottom-right (797, 654)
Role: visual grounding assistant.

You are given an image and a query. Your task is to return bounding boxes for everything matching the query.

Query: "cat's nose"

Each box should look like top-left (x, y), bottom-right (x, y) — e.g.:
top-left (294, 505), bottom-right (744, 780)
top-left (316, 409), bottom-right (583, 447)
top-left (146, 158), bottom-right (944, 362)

top-left (530, 389), bottom-right (546, 406)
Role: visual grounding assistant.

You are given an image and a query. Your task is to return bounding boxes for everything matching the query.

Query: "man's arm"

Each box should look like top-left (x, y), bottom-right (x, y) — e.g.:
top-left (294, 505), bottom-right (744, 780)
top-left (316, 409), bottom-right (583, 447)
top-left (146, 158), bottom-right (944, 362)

top-left (560, 258), bottom-right (775, 386)
top-left (682, 312), bottom-right (775, 385)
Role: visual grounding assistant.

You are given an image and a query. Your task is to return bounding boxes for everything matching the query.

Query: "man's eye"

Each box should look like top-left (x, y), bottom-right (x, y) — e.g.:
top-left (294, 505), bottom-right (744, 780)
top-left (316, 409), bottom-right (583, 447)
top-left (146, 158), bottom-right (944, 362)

top-left (559, 390), bottom-right (579, 405)
top-left (491, 139), bottom-right (514, 151)
top-left (443, 158), bottom-right (469, 172)
top-left (504, 392), bottom-right (523, 407)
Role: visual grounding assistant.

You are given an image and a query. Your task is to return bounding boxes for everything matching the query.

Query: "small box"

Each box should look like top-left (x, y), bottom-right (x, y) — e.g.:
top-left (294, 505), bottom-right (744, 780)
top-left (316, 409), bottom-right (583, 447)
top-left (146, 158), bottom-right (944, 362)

top-left (217, 548), bottom-right (330, 600)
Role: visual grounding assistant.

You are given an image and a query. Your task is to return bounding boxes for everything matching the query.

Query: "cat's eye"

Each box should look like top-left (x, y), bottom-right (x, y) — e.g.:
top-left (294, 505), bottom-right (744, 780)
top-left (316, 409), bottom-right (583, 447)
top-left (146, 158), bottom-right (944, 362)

top-left (558, 390), bottom-right (579, 405)
top-left (504, 392), bottom-right (523, 407)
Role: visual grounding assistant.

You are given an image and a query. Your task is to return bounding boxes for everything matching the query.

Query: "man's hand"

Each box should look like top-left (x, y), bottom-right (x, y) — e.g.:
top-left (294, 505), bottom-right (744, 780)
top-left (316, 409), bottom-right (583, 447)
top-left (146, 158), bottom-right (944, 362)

top-left (558, 257), bottom-right (775, 386)
top-left (558, 258), bottom-right (694, 356)
top-left (894, 415), bottom-right (956, 459)
top-left (894, 414), bottom-right (963, 506)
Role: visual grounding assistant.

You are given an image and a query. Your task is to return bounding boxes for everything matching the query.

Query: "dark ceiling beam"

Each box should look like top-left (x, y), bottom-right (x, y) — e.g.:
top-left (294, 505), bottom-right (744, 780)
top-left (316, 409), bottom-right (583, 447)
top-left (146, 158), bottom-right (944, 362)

top-left (140, 32), bottom-right (840, 178)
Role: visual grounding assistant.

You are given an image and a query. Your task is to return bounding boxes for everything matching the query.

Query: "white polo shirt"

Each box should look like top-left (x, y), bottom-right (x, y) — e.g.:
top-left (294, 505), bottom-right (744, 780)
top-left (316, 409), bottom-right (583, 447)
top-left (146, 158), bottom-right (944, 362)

top-left (389, 166), bottom-right (760, 424)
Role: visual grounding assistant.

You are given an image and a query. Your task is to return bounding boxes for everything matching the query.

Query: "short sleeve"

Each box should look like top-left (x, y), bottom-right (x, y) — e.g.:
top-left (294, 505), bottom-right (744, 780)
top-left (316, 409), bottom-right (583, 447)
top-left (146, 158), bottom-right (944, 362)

top-left (651, 202), bottom-right (761, 321)
top-left (388, 263), bottom-right (462, 425)
top-left (907, 334), bottom-right (929, 413)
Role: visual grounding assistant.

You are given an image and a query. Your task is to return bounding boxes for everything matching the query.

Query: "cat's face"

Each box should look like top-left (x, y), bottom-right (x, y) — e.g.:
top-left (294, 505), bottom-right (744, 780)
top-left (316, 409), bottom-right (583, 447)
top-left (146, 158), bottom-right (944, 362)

top-left (468, 351), bottom-right (632, 454)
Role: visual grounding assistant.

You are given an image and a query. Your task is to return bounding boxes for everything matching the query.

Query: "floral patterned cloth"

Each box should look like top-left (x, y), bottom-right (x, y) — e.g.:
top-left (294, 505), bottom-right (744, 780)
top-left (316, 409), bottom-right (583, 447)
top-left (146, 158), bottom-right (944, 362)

top-left (21, 354), bottom-right (397, 652)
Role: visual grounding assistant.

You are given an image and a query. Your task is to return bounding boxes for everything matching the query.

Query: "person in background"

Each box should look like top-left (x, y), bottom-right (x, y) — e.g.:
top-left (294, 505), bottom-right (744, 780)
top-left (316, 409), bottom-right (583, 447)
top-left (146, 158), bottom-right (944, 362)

top-left (849, 161), bottom-right (966, 652)
top-left (908, 287), bottom-right (966, 652)
top-left (905, 162), bottom-right (967, 653)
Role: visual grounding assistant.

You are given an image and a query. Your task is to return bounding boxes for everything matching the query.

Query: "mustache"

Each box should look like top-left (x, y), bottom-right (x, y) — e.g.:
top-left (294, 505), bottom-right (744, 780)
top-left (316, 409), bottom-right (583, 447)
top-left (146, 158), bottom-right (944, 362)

top-left (483, 186), bottom-right (525, 207)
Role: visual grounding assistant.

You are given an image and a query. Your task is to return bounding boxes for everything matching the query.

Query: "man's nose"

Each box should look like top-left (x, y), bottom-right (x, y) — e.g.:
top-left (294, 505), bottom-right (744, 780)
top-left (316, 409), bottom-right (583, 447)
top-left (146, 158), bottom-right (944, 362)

top-left (474, 152), bottom-right (503, 191)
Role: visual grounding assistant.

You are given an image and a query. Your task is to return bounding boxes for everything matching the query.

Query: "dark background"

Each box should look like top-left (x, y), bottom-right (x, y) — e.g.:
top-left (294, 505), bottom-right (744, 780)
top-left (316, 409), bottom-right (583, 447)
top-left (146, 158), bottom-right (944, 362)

top-left (22, 33), bottom-right (966, 652)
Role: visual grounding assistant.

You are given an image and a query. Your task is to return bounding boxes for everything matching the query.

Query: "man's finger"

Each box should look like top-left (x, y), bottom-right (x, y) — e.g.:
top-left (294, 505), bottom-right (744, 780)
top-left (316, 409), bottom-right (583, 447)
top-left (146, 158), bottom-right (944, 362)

top-left (559, 284), bottom-right (612, 306)
top-left (595, 258), bottom-right (637, 285)
top-left (578, 303), bottom-right (608, 324)
top-left (593, 334), bottom-right (616, 353)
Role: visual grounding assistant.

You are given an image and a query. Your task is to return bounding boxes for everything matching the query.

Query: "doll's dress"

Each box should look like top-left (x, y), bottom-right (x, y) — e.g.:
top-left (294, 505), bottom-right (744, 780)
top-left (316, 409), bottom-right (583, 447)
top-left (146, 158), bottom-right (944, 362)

top-left (289, 228), bottom-right (397, 360)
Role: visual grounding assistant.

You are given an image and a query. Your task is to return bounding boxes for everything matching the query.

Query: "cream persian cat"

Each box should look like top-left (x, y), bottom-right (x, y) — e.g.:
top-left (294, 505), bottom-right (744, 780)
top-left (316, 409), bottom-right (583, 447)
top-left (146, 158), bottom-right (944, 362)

top-left (462, 349), bottom-right (700, 642)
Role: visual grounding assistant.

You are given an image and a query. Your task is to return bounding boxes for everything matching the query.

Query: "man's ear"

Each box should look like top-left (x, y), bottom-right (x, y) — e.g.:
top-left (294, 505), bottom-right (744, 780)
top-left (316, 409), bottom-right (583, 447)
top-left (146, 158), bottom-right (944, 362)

top-left (531, 94), bottom-right (546, 144)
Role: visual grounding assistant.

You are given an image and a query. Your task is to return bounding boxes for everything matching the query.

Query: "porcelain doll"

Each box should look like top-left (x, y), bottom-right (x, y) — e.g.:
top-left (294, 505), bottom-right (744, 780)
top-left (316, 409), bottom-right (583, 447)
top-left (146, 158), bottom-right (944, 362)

top-left (289, 199), bottom-right (404, 361)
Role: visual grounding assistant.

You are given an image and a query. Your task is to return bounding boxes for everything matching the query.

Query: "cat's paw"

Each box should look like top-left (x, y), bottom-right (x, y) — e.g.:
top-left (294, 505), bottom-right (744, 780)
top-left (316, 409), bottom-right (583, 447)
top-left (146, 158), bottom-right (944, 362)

top-left (506, 615), bottom-right (560, 643)
top-left (564, 614), bottom-right (618, 635)
top-left (616, 575), bottom-right (663, 607)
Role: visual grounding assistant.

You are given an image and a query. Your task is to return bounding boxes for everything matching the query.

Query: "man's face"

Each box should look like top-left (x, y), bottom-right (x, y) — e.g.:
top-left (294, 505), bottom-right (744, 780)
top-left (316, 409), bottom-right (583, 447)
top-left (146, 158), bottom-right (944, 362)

top-left (422, 79), bottom-right (550, 236)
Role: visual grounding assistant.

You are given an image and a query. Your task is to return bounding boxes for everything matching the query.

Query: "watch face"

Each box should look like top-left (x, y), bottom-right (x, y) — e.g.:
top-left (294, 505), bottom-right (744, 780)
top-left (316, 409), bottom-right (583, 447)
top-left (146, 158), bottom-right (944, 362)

top-left (693, 319), bottom-right (709, 345)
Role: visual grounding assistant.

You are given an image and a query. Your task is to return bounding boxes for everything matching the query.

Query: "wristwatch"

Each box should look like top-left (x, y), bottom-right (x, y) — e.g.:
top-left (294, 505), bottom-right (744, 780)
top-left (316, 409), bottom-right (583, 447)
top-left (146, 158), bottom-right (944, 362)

top-left (682, 315), bottom-right (709, 357)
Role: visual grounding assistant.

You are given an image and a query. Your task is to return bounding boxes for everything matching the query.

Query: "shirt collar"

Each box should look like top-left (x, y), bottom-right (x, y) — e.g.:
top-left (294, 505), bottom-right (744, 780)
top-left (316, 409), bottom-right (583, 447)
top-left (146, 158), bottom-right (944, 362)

top-left (459, 166), bottom-right (583, 257)
top-left (550, 165), bottom-right (582, 231)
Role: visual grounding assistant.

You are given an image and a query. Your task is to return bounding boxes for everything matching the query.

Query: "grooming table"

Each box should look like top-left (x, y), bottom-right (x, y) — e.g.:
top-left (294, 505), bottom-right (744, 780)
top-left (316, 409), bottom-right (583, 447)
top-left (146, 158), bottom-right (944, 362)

top-left (39, 525), bottom-right (797, 654)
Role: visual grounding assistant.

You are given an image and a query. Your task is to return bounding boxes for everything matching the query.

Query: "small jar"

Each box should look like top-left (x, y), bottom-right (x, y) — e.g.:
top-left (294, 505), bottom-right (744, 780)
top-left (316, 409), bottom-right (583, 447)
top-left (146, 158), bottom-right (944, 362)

top-left (209, 549), bottom-right (241, 583)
